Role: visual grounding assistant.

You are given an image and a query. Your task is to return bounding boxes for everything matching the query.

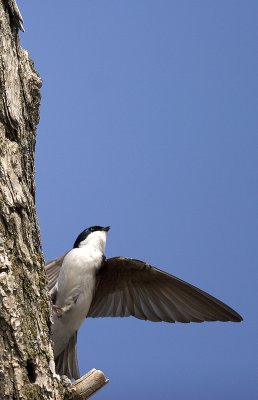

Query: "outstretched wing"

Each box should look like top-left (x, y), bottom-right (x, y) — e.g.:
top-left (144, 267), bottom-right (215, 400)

top-left (88, 257), bottom-right (242, 323)
top-left (45, 255), bottom-right (66, 290)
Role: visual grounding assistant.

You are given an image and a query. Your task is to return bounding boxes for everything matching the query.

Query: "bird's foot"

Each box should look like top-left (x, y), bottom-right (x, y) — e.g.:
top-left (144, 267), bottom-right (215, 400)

top-left (52, 305), bottom-right (64, 318)
top-left (52, 303), bottom-right (73, 318)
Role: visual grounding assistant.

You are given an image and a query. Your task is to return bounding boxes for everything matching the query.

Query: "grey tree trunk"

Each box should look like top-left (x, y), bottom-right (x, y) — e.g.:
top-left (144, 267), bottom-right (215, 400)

top-left (0, 3), bottom-right (108, 398)
top-left (0, 1), bottom-right (73, 398)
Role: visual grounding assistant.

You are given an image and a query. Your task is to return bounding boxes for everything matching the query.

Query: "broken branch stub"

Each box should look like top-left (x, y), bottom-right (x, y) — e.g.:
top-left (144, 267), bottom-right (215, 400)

top-left (72, 369), bottom-right (109, 399)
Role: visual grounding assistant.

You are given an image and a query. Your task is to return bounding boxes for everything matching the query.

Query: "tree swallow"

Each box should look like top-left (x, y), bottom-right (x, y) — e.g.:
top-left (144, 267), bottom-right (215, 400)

top-left (45, 225), bottom-right (242, 380)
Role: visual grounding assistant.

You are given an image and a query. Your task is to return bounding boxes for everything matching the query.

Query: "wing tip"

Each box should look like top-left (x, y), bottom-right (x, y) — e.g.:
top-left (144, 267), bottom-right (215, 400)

top-left (231, 313), bottom-right (243, 322)
top-left (221, 305), bottom-right (243, 323)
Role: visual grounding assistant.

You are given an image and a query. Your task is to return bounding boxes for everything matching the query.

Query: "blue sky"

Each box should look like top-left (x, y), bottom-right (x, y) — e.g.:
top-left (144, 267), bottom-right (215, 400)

top-left (19, 1), bottom-right (257, 399)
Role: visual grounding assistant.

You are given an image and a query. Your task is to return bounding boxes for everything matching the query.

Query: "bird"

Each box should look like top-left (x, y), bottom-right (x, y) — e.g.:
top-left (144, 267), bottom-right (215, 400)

top-left (45, 225), bottom-right (242, 380)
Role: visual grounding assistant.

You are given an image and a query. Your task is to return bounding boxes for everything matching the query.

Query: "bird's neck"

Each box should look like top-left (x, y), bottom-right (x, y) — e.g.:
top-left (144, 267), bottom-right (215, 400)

top-left (79, 231), bottom-right (107, 254)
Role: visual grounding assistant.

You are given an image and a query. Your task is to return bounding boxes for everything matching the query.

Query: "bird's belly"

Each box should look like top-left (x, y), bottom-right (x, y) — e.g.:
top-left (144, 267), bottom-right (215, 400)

top-left (51, 274), bottom-right (96, 358)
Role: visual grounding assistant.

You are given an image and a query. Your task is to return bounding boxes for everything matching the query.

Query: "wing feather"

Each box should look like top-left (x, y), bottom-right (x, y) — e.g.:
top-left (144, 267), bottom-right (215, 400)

top-left (88, 257), bottom-right (242, 323)
top-left (45, 255), bottom-right (66, 290)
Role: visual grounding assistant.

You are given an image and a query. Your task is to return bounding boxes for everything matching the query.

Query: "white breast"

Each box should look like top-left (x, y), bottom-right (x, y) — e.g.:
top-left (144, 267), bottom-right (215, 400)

top-left (51, 246), bottom-right (103, 357)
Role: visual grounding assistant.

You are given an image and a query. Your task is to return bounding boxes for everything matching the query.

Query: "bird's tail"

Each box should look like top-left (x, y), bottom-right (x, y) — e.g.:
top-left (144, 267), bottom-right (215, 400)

top-left (55, 331), bottom-right (80, 380)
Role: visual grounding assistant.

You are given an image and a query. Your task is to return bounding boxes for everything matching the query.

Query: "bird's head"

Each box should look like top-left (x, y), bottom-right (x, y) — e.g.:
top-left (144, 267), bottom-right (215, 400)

top-left (73, 225), bottom-right (110, 252)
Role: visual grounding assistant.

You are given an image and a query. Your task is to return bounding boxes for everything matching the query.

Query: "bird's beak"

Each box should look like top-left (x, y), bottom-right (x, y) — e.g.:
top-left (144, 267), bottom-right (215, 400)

top-left (102, 226), bottom-right (110, 232)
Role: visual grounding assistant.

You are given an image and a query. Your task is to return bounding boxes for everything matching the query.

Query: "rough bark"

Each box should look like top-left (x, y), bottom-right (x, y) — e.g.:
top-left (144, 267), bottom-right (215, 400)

top-left (0, 3), bottom-right (108, 398)
top-left (0, 1), bottom-right (73, 398)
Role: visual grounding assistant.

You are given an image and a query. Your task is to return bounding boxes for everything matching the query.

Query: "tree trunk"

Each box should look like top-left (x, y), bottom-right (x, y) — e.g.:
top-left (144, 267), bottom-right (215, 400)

top-left (0, 3), bottom-right (108, 398)
top-left (0, 1), bottom-right (73, 398)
